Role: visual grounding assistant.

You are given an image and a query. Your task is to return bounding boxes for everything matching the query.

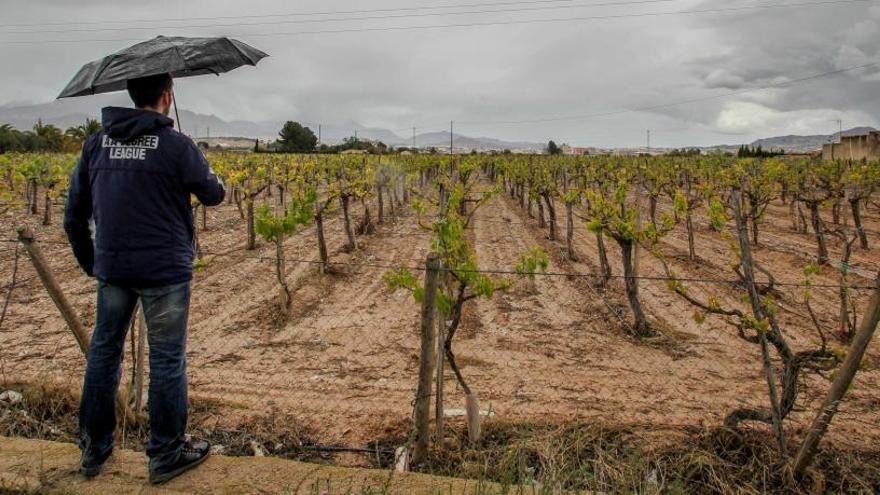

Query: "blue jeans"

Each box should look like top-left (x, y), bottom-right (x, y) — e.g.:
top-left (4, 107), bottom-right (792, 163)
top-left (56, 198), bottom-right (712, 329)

top-left (79, 280), bottom-right (191, 471)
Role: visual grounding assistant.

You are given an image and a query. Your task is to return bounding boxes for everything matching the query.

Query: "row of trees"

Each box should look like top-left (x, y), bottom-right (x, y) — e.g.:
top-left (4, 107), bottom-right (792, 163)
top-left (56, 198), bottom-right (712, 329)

top-left (491, 154), bottom-right (878, 339)
top-left (0, 152), bottom-right (75, 224)
top-left (210, 151), bottom-right (879, 466)
top-left (9, 151), bottom-right (878, 339)
top-left (385, 154), bottom-right (547, 446)
top-left (487, 153), bottom-right (879, 476)
top-left (205, 153), bottom-right (417, 316)
top-left (273, 121), bottom-right (390, 154)
top-left (185, 152), bottom-right (551, 445)
top-left (275, 122), bottom-right (568, 156)
top-left (737, 144), bottom-right (785, 158)
top-left (8, 148), bottom-right (880, 477)
top-left (0, 119), bottom-right (101, 153)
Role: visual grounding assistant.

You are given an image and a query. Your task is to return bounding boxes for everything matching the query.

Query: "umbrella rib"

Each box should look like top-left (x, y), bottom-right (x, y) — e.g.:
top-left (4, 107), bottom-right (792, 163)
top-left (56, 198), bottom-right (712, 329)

top-left (89, 54), bottom-right (117, 95)
top-left (223, 37), bottom-right (255, 67)
top-left (172, 43), bottom-right (189, 74)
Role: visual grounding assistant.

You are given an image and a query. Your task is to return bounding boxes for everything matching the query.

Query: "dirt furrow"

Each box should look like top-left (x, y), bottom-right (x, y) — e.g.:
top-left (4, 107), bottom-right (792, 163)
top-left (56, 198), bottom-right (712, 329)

top-left (457, 189), bottom-right (775, 430)
top-left (189, 205), bottom-right (432, 443)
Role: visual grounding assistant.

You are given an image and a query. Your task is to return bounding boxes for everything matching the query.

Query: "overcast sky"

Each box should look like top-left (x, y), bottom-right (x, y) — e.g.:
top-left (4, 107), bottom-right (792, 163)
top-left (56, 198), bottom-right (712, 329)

top-left (1, 0), bottom-right (878, 147)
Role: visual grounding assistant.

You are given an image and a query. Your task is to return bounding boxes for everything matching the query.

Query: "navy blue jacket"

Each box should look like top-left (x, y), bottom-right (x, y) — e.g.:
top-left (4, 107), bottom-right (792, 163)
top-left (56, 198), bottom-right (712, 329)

top-left (64, 107), bottom-right (224, 288)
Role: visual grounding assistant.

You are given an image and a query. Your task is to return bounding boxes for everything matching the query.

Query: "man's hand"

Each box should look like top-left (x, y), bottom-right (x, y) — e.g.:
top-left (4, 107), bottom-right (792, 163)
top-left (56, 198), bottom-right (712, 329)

top-left (64, 140), bottom-right (96, 278)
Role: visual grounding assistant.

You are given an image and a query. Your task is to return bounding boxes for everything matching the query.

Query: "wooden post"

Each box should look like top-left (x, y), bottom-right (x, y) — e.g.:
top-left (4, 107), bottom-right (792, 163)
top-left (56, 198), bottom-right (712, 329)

top-left (465, 394), bottom-right (482, 443)
top-left (133, 306), bottom-right (147, 413)
top-left (792, 270), bottom-right (880, 478)
top-left (412, 253), bottom-right (440, 466)
top-left (315, 202), bottom-right (329, 274)
top-left (246, 197), bottom-right (256, 250)
top-left (16, 226), bottom-right (136, 425)
top-left (17, 227), bottom-right (90, 355)
top-left (435, 306), bottom-right (446, 442)
top-left (394, 446), bottom-right (410, 473)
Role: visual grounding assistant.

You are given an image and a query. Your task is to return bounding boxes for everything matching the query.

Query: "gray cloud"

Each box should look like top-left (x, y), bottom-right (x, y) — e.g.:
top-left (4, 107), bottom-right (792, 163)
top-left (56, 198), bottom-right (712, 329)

top-left (665, 0), bottom-right (880, 137)
top-left (0, 0), bottom-right (878, 147)
top-left (703, 69), bottom-right (745, 89)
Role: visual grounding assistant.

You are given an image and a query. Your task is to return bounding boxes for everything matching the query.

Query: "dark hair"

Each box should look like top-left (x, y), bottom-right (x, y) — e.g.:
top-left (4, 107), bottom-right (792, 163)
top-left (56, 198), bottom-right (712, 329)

top-left (126, 73), bottom-right (173, 108)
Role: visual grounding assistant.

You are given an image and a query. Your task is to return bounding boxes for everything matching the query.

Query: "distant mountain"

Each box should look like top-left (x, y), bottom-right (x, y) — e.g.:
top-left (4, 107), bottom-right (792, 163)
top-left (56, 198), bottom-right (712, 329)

top-left (312, 123), bottom-right (404, 146)
top-left (4, 96), bottom-right (877, 154)
top-left (0, 94), bottom-right (281, 139)
top-left (0, 98), bottom-right (545, 151)
top-left (0, 94), bottom-right (120, 132)
top-left (749, 127), bottom-right (877, 153)
top-left (404, 131), bottom-right (544, 152)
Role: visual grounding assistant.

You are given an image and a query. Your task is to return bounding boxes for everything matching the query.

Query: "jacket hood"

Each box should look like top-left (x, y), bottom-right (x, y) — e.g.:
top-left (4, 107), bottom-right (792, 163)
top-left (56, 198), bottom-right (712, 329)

top-left (101, 106), bottom-right (174, 141)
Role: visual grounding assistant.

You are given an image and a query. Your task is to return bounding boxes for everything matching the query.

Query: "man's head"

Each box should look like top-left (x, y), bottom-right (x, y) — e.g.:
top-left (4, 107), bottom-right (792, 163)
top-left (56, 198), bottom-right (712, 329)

top-left (126, 73), bottom-right (174, 115)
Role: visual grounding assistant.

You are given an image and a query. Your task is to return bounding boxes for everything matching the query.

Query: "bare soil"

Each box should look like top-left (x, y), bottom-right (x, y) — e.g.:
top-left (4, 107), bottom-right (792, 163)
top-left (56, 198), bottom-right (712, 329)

top-left (1, 186), bottom-right (878, 456)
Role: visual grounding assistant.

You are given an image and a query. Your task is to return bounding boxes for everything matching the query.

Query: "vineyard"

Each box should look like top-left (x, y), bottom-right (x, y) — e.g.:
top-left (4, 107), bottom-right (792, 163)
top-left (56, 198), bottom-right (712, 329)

top-left (2, 150), bottom-right (880, 492)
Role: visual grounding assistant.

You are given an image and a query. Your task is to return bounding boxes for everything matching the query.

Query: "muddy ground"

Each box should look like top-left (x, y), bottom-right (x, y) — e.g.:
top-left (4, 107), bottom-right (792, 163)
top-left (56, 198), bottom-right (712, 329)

top-left (1, 182), bottom-right (878, 456)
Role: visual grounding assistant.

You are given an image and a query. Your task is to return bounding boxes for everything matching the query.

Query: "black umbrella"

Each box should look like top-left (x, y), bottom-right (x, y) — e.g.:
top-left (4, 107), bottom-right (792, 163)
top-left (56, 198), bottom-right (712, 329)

top-left (58, 35), bottom-right (268, 98)
top-left (57, 36), bottom-right (268, 133)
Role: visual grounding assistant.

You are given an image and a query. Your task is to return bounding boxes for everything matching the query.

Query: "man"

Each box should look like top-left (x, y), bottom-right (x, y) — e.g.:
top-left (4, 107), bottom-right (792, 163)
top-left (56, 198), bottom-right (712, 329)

top-left (64, 73), bottom-right (224, 484)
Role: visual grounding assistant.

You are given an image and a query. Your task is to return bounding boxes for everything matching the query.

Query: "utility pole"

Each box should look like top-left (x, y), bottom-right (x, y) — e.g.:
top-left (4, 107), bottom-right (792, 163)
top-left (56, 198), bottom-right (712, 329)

top-left (449, 121), bottom-right (453, 155)
top-left (633, 129), bottom-right (650, 278)
top-left (829, 119), bottom-right (842, 160)
top-left (354, 129), bottom-right (358, 141)
top-left (634, 145), bottom-right (644, 278)
top-left (834, 118), bottom-right (854, 160)
top-left (412, 127), bottom-right (416, 149)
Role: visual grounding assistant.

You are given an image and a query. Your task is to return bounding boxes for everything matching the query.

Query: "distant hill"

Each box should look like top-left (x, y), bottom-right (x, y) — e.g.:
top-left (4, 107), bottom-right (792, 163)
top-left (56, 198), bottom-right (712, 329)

top-left (10, 96), bottom-right (865, 154)
top-left (0, 97), bottom-right (545, 151)
top-left (404, 131), bottom-right (543, 152)
top-left (0, 94), bottom-right (282, 139)
top-left (749, 127), bottom-right (877, 153)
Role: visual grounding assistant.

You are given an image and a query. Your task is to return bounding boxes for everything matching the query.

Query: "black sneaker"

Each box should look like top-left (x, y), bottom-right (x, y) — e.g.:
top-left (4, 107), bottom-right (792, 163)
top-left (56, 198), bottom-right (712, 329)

top-left (80, 450), bottom-right (111, 478)
top-left (149, 439), bottom-right (211, 485)
top-left (80, 462), bottom-right (104, 478)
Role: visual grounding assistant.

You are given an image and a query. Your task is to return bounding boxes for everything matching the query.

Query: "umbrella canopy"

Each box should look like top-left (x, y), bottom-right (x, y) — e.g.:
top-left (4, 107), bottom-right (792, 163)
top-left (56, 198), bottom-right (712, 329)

top-left (58, 35), bottom-right (268, 98)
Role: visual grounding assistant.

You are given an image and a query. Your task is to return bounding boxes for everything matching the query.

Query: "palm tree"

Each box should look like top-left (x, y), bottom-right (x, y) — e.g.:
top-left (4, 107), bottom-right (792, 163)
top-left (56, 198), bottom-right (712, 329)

top-left (32, 119), bottom-right (64, 151)
top-left (0, 124), bottom-right (21, 153)
top-left (65, 118), bottom-right (101, 143)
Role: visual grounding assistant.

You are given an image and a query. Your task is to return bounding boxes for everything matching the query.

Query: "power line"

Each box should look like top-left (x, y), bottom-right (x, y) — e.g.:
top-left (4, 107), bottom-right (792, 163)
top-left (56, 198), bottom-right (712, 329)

top-left (0, 0), bottom-right (699, 35)
top-left (0, 0), bottom-right (579, 28)
top-left (0, 0), bottom-right (873, 44)
top-left (0, 16), bottom-right (875, 145)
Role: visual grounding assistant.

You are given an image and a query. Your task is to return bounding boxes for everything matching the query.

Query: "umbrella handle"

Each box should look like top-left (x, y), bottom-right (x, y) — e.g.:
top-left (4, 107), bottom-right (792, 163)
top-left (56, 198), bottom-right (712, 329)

top-left (172, 89), bottom-right (182, 134)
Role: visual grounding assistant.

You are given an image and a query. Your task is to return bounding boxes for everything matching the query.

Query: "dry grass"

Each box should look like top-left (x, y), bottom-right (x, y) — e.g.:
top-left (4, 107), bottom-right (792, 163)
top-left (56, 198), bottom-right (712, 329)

top-left (2, 379), bottom-right (879, 494)
top-left (0, 378), bottom-right (326, 464)
top-left (416, 420), bottom-right (880, 494)
top-left (0, 379), bottom-right (79, 444)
